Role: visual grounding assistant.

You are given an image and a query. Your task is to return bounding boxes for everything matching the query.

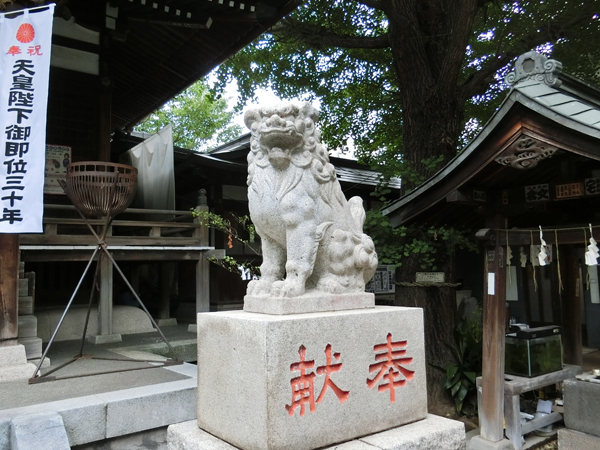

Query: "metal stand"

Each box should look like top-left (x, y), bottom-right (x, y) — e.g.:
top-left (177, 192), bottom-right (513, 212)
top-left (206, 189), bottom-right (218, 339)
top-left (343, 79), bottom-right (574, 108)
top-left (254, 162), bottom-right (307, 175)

top-left (30, 163), bottom-right (181, 383)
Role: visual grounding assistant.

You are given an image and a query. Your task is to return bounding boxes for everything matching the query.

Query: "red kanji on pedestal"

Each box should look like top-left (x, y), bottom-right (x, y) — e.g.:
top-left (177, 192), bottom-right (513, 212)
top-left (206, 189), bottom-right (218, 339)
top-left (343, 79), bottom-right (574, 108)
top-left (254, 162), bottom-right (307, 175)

top-left (316, 344), bottom-right (349, 404)
top-left (367, 333), bottom-right (414, 403)
top-left (285, 345), bottom-right (316, 417)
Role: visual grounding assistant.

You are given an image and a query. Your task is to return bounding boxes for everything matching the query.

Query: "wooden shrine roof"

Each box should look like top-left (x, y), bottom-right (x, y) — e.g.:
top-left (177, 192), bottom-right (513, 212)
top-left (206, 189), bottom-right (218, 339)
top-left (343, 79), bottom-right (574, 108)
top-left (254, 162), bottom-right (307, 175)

top-left (48, 0), bottom-right (296, 133)
top-left (382, 51), bottom-right (600, 230)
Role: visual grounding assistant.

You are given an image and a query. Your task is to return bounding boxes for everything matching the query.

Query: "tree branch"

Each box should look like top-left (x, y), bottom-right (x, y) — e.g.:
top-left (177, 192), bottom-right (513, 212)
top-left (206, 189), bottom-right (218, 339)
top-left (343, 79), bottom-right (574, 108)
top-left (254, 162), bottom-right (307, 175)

top-left (461, 4), bottom-right (599, 100)
top-left (271, 22), bottom-right (390, 49)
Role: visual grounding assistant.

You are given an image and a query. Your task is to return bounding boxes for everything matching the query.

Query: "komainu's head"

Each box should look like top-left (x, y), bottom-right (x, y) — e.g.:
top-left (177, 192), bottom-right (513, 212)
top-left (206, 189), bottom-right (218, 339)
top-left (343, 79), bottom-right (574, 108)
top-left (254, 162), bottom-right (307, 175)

top-left (244, 102), bottom-right (330, 171)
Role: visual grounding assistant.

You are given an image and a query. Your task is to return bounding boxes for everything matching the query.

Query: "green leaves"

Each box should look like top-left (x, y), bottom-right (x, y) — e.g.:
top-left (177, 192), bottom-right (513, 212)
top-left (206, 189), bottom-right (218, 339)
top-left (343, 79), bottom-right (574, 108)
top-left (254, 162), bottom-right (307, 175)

top-left (364, 209), bottom-right (478, 270)
top-left (136, 80), bottom-right (242, 152)
top-left (434, 312), bottom-right (483, 415)
top-left (216, 0), bottom-right (599, 181)
top-left (192, 210), bottom-right (261, 275)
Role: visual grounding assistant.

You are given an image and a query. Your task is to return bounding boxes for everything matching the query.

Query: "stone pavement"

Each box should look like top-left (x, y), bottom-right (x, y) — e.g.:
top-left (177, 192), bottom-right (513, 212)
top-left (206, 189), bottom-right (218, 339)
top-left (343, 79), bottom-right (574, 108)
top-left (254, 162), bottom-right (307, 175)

top-left (0, 325), bottom-right (198, 450)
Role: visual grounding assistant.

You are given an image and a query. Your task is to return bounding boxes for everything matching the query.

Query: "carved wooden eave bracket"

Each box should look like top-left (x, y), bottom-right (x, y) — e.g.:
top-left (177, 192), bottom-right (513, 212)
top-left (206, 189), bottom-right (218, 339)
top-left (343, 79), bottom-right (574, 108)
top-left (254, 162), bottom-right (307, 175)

top-left (505, 51), bottom-right (563, 87)
top-left (495, 135), bottom-right (558, 170)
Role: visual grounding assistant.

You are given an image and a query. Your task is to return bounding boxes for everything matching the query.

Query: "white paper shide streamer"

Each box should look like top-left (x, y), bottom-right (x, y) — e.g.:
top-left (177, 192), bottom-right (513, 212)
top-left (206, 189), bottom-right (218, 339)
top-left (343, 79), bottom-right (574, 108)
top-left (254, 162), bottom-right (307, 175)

top-left (585, 224), bottom-right (599, 266)
top-left (538, 226), bottom-right (550, 266)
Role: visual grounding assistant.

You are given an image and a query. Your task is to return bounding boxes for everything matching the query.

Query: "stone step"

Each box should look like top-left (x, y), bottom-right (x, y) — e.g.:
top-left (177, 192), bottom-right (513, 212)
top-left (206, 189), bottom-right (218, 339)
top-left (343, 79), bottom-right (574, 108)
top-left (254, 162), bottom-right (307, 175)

top-left (17, 336), bottom-right (43, 360)
top-left (18, 296), bottom-right (33, 315)
top-left (18, 278), bottom-right (28, 297)
top-left (18, 315), bottom-right (38, 338)
top-left (19, 261), bottom-right (25, 278)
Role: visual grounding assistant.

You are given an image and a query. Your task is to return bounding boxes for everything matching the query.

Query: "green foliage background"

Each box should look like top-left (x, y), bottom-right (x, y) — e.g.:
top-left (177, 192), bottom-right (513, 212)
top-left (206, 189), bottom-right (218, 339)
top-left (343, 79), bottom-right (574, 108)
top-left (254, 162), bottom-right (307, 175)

top-left (136, 80), bottom-right (242, 152)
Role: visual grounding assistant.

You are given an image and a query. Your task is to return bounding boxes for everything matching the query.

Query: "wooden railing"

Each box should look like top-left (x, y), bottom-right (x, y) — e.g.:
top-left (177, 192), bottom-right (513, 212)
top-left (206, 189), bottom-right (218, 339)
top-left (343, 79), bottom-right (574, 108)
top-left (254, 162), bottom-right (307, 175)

top-left (20, 203), bottom-right (207, 247)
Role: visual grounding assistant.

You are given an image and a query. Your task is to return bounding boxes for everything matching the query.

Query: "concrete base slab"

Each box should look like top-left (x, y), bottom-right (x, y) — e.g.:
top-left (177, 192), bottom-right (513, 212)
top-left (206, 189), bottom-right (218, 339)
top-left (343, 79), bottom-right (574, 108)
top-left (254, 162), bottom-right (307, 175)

top-left (0, 345), bottom-right (36, 382)
top-left (243, 292), bottom-right (375, 315)
top-left (467, 436), bottom-right (515, 450)
top-left (558, 428), bottom-right (600, 450)
top-left (37, 305), bottom-right (154, 343)
top-left (29, 356), bottom-right (51, 368)
top-left (11, 412), bottom-right (70, 450)
top-left (88, 333), bottom-right (123, 345)
top-left (158, 318), bottom-right (178, 327)
top-left (168, 414), bottom-right (465, 450)
top-left (197, 306), bottom-right (427, 450)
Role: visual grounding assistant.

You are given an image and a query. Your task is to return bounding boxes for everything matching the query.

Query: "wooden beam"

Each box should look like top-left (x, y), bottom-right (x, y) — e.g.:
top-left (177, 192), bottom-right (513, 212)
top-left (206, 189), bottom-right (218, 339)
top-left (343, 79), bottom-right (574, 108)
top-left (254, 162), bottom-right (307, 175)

top-left (98, 250), bottom-right (113, 335)
top-left (98, 32), bottom-right (111, 162)
top-left (21, 249), bottom-right (208, 262)
top-left (446, 187), bottom-right (488, 204)
top-left (562, 248), bottom-right (583, 366)
top-left (477, 227), bottom-right (600, 246)
top-left (159, 262), bottom-right (174, 320)
top-left (0, 234), bottom-right (19, 346)
top-left (479, 218), bottom-right (508, 443)
top-left (20, 235), bottom-right (204, 246)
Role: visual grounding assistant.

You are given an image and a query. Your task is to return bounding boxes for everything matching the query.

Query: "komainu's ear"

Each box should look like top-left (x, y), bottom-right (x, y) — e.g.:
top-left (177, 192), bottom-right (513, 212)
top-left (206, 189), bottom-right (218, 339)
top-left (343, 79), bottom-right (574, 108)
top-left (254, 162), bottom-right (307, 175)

top-left (244, 108), bottom-right (262, 131)
top-left (299, 102), bottom-right (319, 123)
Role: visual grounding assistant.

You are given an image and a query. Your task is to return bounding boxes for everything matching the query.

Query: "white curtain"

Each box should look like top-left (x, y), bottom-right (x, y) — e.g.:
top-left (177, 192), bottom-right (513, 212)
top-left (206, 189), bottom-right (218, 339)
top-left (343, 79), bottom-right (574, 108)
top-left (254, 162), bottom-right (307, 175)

top-left (121, 125), bottom-right (175, 213)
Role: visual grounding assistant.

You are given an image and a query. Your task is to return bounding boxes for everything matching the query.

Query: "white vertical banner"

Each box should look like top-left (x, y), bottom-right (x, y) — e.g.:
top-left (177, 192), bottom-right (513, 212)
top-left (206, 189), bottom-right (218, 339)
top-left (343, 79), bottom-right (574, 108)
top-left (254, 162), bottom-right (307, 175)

top-left (0, 5), bottom-right (54, 233)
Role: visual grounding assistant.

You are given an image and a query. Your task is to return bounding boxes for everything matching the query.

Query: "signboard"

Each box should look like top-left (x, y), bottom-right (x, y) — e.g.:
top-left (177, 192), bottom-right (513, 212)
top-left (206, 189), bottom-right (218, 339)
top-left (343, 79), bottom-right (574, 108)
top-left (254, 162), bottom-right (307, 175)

top-left (365, 265), bottom-right (395, 294)
top-left (585, 178), bottom-right (600, 196)
top-left (415, 272), bottom-right (445, 283)
top-left (525, 184), bottom-right (550, 202)
top-left (44, 144), bottom-right (71, 194)
top-left (555, 182), bottom-right (584, 200)
top-left (0, 5), bottom-right (55, 232)
top-left (472, 189), bottom-right (486, 202)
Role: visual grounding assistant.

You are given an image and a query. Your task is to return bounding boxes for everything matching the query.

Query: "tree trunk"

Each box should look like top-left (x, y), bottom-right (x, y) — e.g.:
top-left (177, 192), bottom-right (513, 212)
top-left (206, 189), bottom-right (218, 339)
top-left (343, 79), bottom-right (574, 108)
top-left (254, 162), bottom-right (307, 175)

top-left (385, 0), bottom-right (480, 190)
top-left (382, 0), bottom-right (480, 413)
top-left (394, 250), bottom-right (457, 414)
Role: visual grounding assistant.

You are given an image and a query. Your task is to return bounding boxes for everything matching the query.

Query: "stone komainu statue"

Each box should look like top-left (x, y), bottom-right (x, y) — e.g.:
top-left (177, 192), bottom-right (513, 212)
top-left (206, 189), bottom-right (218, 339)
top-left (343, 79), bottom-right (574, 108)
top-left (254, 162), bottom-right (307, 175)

top-left (244, 102), bottom-right (378, 298)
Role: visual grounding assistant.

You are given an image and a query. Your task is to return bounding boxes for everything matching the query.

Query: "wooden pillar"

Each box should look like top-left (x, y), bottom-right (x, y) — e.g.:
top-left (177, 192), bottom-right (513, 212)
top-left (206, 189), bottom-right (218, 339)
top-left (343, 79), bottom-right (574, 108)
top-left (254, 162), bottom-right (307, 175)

top-left (98, 250), bottom-right (113, 335)
top-left (159, 262), bottom-right (174, 320)
top-left (195, 190), bottom-right (210, 314)
top-left (480, 219), bottom-right (508, 443)
top-left (0, 234), bottom-right (19, 347)
top-left (98, 32), bottom-right (112, 162)
top-left (562, 248), bottom-right (583, 366)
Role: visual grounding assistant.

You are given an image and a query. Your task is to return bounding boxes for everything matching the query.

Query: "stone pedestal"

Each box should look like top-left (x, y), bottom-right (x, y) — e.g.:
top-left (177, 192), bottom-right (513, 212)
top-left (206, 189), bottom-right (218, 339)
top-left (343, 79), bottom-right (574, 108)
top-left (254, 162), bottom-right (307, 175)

top-left (196, 306), bottom-right (428, 450)
top-left (244, 292), bottom-right (374, 315)
top-left (0, 345), bottom-right (36, 382)
top-left (558, 376), bottom-right (600, 449)
top-left (168, 414), bottom-right (466, 450)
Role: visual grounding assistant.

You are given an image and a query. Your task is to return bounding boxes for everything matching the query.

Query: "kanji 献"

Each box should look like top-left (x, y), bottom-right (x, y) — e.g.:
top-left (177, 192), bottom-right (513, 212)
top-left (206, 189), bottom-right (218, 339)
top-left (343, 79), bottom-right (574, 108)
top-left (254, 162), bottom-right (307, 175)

top-left (285, 345), bottom-right (316, 417)
top-left (367, 333), bottom-right (414, 403)
top-left (316, 344), bottom-right (349, 404)
top-left (6, 46), bottom-right (21, 56)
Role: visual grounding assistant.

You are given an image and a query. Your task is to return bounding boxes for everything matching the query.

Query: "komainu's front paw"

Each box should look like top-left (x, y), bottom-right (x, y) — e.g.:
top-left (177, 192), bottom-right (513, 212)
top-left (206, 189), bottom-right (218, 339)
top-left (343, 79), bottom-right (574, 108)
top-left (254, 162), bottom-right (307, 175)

top-left (270, 280), bottom-right (305, 298)
top-left (247, 279), bottom-right (273, 296)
